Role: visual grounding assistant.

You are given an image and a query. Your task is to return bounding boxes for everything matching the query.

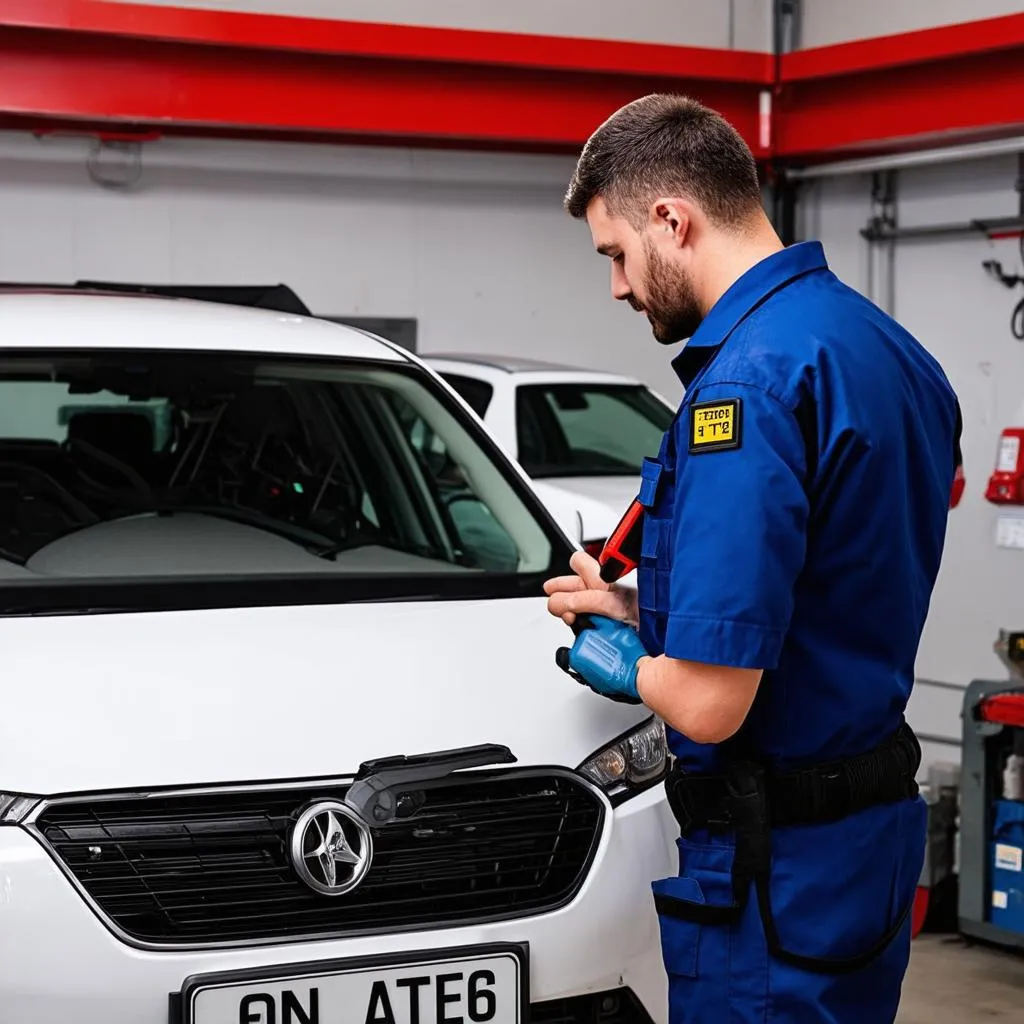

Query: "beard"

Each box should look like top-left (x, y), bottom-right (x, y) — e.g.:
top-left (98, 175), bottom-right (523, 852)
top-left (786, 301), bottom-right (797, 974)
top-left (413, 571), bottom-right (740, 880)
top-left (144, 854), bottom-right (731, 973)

top-left (636, 239), bottom-right (703, 345)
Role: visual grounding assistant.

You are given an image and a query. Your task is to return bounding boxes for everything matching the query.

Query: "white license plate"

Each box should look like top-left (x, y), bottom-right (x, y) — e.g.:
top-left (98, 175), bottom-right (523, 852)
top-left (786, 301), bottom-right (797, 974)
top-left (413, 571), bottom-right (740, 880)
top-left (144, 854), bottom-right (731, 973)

top-left (180, 944), bottom-right (527, 1024)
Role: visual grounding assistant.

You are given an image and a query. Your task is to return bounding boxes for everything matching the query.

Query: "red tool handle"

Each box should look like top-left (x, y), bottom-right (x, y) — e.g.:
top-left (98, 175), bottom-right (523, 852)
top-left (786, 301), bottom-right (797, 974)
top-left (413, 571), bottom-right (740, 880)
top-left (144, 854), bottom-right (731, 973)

top-left (597, 498), bottom-right (645, 583)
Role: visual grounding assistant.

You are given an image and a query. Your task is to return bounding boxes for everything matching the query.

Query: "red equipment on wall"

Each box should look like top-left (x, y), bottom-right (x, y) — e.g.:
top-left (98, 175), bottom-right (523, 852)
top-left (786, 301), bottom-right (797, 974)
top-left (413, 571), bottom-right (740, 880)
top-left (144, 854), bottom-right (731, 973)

top-left (948, 399), bottom-right (966, 509)
top-left (950, 463), bottom-right (966, 509)
top-left (985, 427), bottom-right (1024, 505)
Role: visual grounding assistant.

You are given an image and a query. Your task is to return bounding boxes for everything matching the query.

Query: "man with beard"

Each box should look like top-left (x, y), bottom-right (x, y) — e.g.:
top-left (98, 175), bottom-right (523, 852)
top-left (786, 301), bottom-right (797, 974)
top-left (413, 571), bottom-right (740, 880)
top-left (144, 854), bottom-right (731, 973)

top-left (543, 94), bottom-right (961, 1023)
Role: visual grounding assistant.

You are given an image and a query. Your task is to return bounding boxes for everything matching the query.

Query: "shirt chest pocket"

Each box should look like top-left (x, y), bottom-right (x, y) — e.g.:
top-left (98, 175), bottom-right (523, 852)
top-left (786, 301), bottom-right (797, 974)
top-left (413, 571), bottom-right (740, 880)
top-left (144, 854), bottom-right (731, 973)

top-left (637, 457), bottom-right (678, 622)
top-left (639, 457), bottom-right (677, 560)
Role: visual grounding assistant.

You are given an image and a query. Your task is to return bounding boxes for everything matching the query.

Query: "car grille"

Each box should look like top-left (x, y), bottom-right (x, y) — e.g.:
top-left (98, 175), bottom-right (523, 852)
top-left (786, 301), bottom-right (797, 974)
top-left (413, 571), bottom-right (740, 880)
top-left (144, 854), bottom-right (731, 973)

top-left (32, 771), bottom-right (603, 947)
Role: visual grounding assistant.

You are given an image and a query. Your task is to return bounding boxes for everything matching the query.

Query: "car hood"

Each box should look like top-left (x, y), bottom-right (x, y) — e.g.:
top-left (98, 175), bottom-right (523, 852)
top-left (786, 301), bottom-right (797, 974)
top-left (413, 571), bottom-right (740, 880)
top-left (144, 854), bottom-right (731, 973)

top-left (0, 597), bottom-right (650, 795)
top-left (540, 476), bottom-right (640, 511)
top-left (531, 476), bottom-right (640, 541)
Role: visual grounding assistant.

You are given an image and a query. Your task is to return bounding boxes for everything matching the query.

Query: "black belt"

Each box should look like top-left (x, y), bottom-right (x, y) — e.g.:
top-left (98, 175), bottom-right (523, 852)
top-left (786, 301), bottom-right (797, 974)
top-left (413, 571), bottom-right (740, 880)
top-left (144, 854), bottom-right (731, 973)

top-left (656, 722), bottom-right (922, 976)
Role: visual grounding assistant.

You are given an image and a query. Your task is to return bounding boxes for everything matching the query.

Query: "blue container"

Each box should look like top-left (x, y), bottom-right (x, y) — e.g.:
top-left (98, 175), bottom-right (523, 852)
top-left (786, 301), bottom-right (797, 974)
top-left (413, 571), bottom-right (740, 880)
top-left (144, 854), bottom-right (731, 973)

top-left (990, 799), bottom-right (1024, 935)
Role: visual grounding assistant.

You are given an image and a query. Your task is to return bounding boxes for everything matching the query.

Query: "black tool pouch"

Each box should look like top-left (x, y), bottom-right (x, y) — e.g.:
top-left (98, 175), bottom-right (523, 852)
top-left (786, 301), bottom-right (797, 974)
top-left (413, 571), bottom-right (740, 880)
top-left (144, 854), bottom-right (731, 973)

top-left (658, 727), bottom-right (922, 977)
top-left (654, 761), bottom-right (767, 928)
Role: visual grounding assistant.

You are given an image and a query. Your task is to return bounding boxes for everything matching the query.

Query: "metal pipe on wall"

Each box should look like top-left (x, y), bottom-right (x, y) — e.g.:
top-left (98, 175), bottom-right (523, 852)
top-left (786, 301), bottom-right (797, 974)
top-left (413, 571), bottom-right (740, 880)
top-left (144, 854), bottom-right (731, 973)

top-left (864, 170), bottom-right (898, 315)
top-left (861, 215), bottom-right (1024, 243)
top-left (787, 135), bottom-right (1024, 181)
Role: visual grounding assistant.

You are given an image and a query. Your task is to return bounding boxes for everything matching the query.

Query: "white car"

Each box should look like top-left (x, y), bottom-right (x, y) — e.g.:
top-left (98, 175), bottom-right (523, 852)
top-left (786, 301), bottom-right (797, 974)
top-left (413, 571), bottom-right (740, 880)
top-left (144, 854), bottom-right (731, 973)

top-left (424, 356), bottom-right (677, 558)
top-left (0, 288), bottom-right (677, 1024)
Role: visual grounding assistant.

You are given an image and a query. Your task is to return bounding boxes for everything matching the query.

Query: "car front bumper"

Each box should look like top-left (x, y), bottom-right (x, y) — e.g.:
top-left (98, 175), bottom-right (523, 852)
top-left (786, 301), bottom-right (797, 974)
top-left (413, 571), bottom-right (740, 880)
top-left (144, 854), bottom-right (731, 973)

top-left (0, 782), bottom-right (676, 1024)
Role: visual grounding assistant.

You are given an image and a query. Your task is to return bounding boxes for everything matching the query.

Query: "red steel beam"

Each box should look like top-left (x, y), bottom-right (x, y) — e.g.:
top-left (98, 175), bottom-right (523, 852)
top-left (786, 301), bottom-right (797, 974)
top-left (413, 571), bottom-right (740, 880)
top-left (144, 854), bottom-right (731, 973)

top-left (4, 2), bottom-right (1024, 163)
top-left (0, 0), bottom-right (773, 155)
top-left (0, 0), bottom-right (774, 83)
top-left (783, 11), bottom-right (1024, 82)
top-left (776, 12), bottom-right (1024, 160)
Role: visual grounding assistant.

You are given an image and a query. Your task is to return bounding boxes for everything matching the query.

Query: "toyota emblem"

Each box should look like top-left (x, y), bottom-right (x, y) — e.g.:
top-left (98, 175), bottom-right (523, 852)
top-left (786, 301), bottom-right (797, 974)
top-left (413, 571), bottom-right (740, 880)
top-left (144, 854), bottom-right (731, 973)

top-left (290, 800), bottom-right (373, 896)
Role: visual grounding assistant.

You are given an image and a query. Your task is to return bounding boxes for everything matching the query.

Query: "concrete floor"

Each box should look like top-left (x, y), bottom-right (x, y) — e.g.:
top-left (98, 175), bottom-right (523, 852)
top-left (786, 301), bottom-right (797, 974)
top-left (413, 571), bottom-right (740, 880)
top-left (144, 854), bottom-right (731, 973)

top-left (897, 934), bottom-right (1024, 1021)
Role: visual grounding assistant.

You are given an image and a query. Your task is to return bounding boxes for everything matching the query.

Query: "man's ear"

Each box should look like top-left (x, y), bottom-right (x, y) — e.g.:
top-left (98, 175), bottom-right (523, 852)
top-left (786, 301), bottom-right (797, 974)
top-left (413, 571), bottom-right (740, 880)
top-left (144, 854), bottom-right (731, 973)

top-left (651, 198), bottom-right (693, 248)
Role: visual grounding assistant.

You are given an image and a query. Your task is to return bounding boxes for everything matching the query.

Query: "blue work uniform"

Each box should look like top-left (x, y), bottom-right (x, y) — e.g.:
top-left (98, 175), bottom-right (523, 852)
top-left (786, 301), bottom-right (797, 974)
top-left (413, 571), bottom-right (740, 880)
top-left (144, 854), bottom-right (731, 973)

top-left (637, 242), bottom-right (959, 1023)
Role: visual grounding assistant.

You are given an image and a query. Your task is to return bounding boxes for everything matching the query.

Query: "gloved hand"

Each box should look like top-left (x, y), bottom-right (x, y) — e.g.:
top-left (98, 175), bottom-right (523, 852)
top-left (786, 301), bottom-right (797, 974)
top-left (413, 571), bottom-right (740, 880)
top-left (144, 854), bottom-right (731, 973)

top-left (555, 614), bottom-right (648, 704)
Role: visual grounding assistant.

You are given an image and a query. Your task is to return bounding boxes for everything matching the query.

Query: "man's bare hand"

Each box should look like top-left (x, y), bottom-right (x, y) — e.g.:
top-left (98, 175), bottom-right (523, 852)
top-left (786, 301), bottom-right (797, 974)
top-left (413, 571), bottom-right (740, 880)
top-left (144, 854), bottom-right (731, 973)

top-left (543, 550), bottom-right (639, 628)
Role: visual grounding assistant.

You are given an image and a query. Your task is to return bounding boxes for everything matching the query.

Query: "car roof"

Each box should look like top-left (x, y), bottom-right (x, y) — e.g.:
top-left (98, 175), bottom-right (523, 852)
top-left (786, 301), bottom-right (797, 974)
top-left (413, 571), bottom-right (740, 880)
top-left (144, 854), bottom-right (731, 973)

top-left (0, 289), bottom-right (410, 362)
top-left (425, 352), bottom-right (642, 385)
top-left (425, 352), bottom-right (587, 373)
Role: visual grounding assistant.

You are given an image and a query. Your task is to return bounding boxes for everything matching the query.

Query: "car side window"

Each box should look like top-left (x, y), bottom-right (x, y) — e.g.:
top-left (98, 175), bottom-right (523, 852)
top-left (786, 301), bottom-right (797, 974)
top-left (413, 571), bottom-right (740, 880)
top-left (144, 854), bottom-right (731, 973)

top-left (515, 390), bottom-right (567, 469)
top-left (390, 396), bottom-right (520, 572)
top-left (438, 373), bottom-right (494, 419)
top-left (515, 384), bottom-right (675, 477)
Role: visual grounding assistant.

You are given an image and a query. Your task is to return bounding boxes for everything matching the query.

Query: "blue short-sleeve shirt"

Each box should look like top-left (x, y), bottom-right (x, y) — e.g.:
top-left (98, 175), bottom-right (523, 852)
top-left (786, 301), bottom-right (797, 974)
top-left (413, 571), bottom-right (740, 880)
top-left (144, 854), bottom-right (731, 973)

top-left (638, 242), bottom-right (960, 773)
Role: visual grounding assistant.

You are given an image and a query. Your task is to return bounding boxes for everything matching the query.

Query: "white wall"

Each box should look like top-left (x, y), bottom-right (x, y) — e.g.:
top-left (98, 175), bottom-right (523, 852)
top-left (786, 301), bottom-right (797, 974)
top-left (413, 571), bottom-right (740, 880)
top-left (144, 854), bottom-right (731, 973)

top-left (0, 132), bottom-right (686, 408)
top-left (799, 0), bottom-right (1023, 48)
top-left (103, 0), bottom-right (774, 50)
top-left (801, 153), bottom-right (1024, 769)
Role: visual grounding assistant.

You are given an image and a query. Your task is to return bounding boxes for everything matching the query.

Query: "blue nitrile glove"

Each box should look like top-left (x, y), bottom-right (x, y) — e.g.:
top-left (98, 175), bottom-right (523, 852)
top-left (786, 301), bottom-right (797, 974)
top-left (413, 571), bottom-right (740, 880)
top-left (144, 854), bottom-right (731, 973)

top-left (555, 614), bottom-right (648, 704)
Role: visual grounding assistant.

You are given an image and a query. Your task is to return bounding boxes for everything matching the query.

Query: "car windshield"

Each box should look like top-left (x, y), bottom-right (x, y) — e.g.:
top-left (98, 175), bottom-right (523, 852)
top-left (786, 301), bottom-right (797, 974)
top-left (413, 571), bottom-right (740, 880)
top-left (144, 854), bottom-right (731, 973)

top-left (0, 350), bottom-right (564, 614)
top-left (516, 383), bottom-right (675, 478)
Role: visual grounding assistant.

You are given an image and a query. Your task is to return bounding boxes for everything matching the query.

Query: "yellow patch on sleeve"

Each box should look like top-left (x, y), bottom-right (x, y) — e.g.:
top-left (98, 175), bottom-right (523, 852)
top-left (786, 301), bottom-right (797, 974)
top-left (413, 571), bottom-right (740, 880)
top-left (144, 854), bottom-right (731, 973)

top-left (689, 398), bottom-right (742, 454)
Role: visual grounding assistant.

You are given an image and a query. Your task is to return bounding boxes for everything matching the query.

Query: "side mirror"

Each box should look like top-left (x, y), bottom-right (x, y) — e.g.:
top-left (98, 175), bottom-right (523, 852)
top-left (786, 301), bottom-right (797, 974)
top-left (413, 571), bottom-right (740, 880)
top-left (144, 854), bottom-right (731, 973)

top-left (551, 506), bottom-right (584, 549)
top-left (526, 480), bottom-right (585, 549)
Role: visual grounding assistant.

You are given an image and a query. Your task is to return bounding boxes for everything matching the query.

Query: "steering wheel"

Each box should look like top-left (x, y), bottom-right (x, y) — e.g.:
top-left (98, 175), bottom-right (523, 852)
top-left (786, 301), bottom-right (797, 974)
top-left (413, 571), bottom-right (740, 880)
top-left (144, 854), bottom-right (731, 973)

top-left (0, 460), bottom-right (99, 525)
top-left (63, 437), bottom-right (154, 498)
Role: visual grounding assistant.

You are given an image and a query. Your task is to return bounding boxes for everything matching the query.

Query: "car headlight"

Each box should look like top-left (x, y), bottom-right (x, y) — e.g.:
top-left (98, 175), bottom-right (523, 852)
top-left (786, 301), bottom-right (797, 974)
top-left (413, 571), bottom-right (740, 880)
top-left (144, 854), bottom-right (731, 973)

top-left (0, 793), bottom-right (38, 824)
top-left (577, 717), bottom-right (669, 803)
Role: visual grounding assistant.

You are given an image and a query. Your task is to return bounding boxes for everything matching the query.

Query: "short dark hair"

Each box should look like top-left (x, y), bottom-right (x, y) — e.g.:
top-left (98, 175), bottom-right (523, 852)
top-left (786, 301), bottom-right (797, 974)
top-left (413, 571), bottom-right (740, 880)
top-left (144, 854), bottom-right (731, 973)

top-left (564, 94), bottom-right (762, 229)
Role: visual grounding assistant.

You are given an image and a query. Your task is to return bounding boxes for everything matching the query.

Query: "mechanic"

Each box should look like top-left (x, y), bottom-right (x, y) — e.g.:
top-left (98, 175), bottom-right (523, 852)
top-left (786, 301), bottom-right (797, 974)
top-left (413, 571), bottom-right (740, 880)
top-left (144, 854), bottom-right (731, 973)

top-left (544, 94), bottom-right (961, 1023)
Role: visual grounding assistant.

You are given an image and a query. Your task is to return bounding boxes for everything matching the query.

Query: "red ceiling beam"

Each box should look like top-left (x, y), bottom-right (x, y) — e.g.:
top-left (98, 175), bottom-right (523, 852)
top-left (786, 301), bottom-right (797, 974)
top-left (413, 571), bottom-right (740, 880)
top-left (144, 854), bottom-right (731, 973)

top-left (3, 2), bottom-right (1024, 164)
top-left (0, 0), bottom-right (773, 83)
top-left (0, 0), bottom-right (773, 156)
top-left (776, 12), bottom-right (1024, 161)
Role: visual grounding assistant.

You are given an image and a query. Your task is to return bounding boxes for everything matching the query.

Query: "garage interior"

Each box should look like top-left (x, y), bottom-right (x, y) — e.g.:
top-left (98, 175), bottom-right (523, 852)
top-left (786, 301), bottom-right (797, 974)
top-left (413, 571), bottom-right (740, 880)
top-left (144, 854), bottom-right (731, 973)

top-left (2, 0), bottom-right (1024, 1021)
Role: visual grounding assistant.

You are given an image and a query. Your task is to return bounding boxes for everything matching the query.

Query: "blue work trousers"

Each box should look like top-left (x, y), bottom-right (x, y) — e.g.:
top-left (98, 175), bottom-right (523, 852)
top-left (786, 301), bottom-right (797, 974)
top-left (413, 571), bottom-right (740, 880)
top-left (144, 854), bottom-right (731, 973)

top-left (652, 797), bottom-right (927, 1023)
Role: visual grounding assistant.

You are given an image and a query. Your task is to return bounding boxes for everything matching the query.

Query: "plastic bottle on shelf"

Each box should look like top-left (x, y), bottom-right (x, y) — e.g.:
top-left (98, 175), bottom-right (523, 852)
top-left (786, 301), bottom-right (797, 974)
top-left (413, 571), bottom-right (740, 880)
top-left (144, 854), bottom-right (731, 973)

top-left (1004, 732), bottom-right (1024, 801)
